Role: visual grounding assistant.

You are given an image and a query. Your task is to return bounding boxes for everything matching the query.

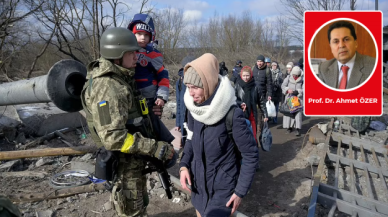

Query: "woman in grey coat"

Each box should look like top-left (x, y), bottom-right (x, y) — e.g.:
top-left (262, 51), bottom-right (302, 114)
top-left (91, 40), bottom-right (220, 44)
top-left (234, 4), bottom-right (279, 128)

top-left (281, 66), bottom-right (304, 136)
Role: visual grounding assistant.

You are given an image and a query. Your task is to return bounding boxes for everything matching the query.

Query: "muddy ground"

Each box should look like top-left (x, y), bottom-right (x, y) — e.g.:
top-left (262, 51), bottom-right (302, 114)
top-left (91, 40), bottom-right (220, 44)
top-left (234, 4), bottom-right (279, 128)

top-left (0, 105), bottom-right (332, 217)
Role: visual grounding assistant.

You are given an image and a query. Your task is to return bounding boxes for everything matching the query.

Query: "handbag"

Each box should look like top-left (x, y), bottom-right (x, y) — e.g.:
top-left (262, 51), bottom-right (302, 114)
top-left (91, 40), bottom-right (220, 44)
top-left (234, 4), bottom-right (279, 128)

top-left (279, 94), bottom-right (293, 117)
top-left (279, 101), bottom-right (293, 117)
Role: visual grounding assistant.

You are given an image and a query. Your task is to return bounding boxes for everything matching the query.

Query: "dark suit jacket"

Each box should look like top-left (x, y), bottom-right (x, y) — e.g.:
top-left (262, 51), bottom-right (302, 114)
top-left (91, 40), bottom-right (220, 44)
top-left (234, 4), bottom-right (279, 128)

top-left (317, 52), bottom-right (376, 89)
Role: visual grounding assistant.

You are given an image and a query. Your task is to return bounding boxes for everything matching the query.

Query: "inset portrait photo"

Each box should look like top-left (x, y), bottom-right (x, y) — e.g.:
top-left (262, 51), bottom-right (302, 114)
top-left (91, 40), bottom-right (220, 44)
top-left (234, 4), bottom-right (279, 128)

top-left (309, 19), bottom-right (377, 90)
top-left (304, 11), bottom-right (382, 116)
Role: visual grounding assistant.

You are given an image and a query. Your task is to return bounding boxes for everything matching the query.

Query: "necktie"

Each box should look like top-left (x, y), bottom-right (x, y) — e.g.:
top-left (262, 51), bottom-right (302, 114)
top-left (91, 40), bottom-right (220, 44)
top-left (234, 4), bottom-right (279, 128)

top-left (339, 65), bottom-right (349, 89)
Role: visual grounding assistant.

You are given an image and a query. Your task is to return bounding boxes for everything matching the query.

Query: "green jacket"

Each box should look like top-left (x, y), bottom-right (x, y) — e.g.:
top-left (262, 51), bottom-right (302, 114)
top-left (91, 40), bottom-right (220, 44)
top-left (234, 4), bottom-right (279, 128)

top-left (82, 58), bottom-right (157, 155)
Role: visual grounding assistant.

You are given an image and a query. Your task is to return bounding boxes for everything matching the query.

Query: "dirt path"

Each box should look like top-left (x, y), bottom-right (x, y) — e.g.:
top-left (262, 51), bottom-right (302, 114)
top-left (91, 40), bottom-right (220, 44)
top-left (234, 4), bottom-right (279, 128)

top-left (148, 113), bottom-right (330, 217)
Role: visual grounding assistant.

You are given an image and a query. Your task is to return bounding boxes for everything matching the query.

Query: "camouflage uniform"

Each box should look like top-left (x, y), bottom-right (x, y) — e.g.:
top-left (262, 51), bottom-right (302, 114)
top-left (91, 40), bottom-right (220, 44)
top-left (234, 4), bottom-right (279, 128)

top-left (81, 27), bottom-right (175, 217)
top-left (82, 58), bottom-right (153, 216)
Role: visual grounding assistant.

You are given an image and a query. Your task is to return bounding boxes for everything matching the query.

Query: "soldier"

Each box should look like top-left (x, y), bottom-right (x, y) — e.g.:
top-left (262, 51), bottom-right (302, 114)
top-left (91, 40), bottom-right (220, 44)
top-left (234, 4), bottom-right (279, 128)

top-left (265, 57), bottom-right (271, 68)
top-left (81, 27), bottom-right (176, 217)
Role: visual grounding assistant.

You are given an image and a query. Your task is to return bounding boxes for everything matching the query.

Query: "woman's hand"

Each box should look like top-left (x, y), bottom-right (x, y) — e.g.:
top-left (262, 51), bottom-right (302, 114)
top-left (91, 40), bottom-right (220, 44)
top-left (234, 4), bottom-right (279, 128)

top-left (179, 167), bottom-right (191, 193)
top-left (287, 89), bottom-right (293, 94)
top-left (226, 193), bottom-right (242, 215)
top-left (174, 126), bottom-right (181, 132)
top-left (263, 118), bottom-right (268, 122)
top-left (241, 103), bottom-right (247, 112)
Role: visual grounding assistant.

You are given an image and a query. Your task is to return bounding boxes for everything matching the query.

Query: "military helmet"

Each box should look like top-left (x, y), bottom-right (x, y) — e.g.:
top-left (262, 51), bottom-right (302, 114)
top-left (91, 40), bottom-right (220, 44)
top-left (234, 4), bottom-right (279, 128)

top-left (265, 57), bottom-right (271, 63)
top-left (100, 27), bottom-right (141, 59)
top-left (236, 60), bottom-right (242, 65)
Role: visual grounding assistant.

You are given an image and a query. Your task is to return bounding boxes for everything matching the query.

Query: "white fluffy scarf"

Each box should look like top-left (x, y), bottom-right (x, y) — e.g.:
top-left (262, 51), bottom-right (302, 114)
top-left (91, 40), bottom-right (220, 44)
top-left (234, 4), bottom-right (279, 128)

top-left (184, 75), bottom-right (236, 125)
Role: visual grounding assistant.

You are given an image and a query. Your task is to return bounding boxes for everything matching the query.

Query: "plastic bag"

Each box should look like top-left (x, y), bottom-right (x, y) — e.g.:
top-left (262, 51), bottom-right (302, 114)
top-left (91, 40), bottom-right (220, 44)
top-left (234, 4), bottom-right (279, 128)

top-left (266, 100), bottom-right (276, 117)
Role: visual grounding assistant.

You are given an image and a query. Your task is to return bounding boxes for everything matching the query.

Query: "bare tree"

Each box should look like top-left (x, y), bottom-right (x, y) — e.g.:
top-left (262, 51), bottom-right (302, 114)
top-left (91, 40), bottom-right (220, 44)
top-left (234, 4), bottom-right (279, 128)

top-left (350, 0), bottom-right (357, 10)
top-left (33, 0), bottom-right (135, 63)
top-left (0, 0), bottom-right (43, 79)
top-left (279, 0), bottom-right (348, 44)
top-left (153, 7), bottom-right (186, 64)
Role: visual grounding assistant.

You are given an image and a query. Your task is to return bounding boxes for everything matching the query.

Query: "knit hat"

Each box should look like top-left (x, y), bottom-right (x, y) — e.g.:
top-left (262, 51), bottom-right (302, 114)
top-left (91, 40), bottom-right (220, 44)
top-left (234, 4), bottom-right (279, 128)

top-left (286, 62), bottom-right (294, 68)
top-left (290, 66), bottom-right (301, 76)
top-left (257, 55), bottom-right (265, 61)
top-left (132, 23), bottom-right (152, 38)
top-left (184, 53), bottom-right (219, 100)
top-left (183, 67), bottom-right (203, 88)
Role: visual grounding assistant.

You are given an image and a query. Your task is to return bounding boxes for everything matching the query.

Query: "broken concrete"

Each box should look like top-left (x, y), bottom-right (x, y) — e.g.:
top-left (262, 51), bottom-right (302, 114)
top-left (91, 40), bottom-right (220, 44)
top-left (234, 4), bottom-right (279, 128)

top-left (15, 103), bottom-right (86, 136)
top-left (35, 158), bottom-right (54, 167)
top-left (307, 154), bottom-right (320, 166)
top-left (35, 210), bottom-right (53, 217)
top-left (0, 106), bottom-right (21, 129)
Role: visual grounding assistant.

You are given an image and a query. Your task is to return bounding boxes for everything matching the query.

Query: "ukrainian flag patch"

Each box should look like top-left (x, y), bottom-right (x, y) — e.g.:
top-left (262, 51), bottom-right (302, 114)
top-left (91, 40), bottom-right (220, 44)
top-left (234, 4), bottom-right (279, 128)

top-left (99, 101), bottom-right (107, 107)
top-left (97, 101), bottom-right (111, 126)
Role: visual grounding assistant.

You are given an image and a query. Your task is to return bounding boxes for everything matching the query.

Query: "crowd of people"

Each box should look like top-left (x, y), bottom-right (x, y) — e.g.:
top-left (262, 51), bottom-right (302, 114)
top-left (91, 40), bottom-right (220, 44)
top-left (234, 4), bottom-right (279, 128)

top-left (0, 12), bottom-right (302, 217)
top-left (175, 54), bottom-right (305, 216)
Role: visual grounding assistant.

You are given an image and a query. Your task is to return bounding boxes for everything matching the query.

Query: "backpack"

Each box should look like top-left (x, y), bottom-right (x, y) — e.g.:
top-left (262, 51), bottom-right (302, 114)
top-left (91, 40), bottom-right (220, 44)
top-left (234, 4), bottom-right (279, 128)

top-left (225, 105), bottom-right (255, 164)
top-left (226, 105), bottom-right (271, 152)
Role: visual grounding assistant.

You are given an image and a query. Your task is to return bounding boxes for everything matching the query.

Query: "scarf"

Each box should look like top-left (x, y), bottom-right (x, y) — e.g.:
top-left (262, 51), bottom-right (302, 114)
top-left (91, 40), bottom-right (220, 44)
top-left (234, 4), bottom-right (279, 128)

top-left (292, 75), bottom-right (300, 82)
top-left (184, 75), bottom-right (236, 125)
top-left (236, 76), bottom-right (256, 119)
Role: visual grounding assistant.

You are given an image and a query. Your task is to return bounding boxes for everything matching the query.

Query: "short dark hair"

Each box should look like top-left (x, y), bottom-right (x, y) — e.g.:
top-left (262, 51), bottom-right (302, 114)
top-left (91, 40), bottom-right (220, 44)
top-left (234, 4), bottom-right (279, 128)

top-left (327, 21), bottom-right (357, 42)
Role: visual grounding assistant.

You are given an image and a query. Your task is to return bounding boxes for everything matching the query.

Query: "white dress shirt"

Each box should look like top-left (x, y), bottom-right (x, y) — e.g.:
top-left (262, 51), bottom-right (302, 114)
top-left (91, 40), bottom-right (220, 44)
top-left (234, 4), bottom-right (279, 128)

top-left (337, 53), bottom-right (356, 83)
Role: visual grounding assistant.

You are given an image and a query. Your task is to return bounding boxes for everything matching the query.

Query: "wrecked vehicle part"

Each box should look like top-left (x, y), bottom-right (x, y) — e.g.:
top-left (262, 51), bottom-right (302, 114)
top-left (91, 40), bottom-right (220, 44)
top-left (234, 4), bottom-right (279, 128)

top-left (0, 59), bottom-right (86, 112)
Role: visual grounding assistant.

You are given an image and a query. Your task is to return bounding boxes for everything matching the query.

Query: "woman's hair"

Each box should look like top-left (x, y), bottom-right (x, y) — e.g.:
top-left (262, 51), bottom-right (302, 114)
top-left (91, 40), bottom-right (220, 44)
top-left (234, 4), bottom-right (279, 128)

top-left (240, 66), bottom-right (253, 80)
top-left (241, 66), bottom-right (251, 74)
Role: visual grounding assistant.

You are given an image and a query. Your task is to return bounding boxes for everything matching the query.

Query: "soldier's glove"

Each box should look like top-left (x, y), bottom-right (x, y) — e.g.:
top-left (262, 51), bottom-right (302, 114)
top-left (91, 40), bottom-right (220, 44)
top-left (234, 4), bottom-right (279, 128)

top-left (153, 105), bottom-right (163, 119)
top-left (154, 141), bottom-right (176, 162)
top-left (292, 90), bottom-right (299, 96)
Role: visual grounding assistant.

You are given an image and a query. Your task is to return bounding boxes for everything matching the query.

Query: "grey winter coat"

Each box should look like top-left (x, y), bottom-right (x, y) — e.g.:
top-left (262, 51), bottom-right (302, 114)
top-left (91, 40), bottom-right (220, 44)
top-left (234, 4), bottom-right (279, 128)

top-left (281, 75), bottom-right (304, 129)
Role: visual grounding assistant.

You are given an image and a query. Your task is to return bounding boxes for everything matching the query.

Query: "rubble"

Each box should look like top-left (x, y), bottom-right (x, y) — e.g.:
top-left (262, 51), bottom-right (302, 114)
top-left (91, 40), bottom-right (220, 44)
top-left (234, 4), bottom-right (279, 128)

top-left (35, 210), bottom-right (53, 217)
top-left (35, 158), bottom-right (54, 167)
top-left (0, 159), bottom-right (21, 170)
top-left (70, 161), bottom-right (94, 174)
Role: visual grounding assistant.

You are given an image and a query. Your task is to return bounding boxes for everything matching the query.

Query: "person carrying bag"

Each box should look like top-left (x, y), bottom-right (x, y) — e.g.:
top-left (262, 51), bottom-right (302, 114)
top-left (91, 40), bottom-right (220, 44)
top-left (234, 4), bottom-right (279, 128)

top-left (281, 66), bottom-right (304, 136)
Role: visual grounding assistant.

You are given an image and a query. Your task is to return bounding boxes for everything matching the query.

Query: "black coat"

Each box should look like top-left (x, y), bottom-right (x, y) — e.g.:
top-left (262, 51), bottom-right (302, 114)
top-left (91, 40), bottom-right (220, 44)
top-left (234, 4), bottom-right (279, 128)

top-left (252, 64), bottom-right (273, 98)
top-left (270, 68), bottom-right (283, 103)
top-left (231, 65), bottom-right (242, 83)
top-left (234, 80), bottom-right (268, 121)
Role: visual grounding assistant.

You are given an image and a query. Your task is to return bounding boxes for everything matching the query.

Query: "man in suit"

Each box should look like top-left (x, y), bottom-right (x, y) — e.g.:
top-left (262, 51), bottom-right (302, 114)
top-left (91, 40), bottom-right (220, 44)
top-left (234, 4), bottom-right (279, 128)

top-left (318, 21), bottom-right (376, 89)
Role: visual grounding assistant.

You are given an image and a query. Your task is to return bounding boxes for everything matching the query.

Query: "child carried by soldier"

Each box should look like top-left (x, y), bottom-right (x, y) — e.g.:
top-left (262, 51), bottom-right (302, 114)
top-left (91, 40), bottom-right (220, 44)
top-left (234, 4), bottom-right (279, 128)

top-left (128, 13), bottom-right (175, 144)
